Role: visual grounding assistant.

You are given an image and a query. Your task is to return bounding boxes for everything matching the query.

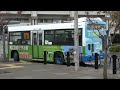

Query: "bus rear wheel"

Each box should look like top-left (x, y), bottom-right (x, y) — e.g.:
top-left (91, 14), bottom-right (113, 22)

top-left (54, 52), bottom-right (64, 65)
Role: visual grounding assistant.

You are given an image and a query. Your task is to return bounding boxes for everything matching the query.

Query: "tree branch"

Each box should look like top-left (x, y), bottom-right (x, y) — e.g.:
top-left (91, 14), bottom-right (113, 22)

top-left (111, 19), bottom-right (120, 42)
top-left (87, 17), bottom-right (104, 39)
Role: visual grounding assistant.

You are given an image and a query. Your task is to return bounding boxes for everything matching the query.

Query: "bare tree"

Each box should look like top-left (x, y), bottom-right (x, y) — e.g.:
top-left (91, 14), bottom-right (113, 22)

top-left (106, 11), bottom-right (120, 44)
top-left (0, 11), bottom-right (22, 62)
top-left (86, 11), bottom-right (120, 79)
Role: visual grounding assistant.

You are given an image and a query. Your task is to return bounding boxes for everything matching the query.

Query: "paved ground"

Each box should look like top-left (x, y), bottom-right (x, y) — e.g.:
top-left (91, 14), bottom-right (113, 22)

top-left (0, 60), bottom-right (120, 79)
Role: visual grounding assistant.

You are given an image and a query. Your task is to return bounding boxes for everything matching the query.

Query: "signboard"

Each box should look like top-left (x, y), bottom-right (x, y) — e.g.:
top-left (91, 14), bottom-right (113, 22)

top-left (23, 32), bottom-right (30, 40)
top-left (87, 24), bottom-right (106, 30)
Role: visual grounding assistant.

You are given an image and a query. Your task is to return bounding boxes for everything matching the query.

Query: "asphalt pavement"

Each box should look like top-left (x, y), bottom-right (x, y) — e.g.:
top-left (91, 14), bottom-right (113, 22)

top-left (0, 60), bottom-right (120, 79)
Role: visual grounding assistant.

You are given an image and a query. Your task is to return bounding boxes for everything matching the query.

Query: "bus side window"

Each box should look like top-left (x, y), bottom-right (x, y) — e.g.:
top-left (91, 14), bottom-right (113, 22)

top-left (88, 44), bottom-right (90, 50)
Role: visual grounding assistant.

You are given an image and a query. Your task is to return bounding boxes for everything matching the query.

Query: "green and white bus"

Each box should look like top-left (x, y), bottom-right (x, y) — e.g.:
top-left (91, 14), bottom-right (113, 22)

top-left (8, 17), bottom-right (106, 64)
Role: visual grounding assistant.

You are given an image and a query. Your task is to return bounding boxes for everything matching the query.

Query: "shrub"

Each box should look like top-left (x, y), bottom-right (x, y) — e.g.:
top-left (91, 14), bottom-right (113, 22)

top-left (109, 45), bottom-right (120, 52)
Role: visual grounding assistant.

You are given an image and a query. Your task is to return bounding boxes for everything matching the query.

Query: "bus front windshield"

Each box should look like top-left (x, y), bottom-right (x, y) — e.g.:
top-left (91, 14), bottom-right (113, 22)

top-left (9, 31), bottom-right (31, 45)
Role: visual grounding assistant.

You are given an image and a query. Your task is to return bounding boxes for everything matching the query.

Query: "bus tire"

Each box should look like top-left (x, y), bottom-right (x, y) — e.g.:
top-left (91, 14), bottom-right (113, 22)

top-left (13, 51), bottom-right (19, 62)
top-left (54, 52), bottom-right (64, 65)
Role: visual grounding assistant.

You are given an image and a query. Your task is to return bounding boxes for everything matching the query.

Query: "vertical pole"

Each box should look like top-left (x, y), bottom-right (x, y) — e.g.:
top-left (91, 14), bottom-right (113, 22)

top-left (74, 11), bottom-right (79, 71)
top-left (7, 32), bottom-right (9, 61)
top-left (3, 26), bottom-right (6, 62)
top-left (32, 19), bottom-right (35, 25)
top-left (35, 19), bottom-right (37, 25)
top-left (44, 51), bottom-right (47, 64)
top-left (95, 53), bottom-right (98, 69)
top-left (67, 52), bottom-right (70, 67)
top-left (103, 18), bottom-right (109, 79)
top-left (112, 55), bottom-right (117, 74)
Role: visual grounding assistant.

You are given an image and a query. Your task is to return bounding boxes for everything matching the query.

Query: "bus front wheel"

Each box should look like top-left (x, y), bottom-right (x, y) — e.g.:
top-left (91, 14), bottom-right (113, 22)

top-left (54, 52), bottom-right (64, 65)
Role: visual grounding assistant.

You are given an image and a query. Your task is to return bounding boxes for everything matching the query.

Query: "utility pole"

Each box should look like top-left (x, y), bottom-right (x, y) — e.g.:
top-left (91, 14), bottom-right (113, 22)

top-left (103, 15), bottom-right (110, 79)
top-left (74, 11), bottom-right (79, 71)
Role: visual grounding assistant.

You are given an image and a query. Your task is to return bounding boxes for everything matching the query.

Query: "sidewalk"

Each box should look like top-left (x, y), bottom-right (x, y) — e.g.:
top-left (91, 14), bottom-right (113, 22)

top-left (0, 60), bottom-right (120, 79)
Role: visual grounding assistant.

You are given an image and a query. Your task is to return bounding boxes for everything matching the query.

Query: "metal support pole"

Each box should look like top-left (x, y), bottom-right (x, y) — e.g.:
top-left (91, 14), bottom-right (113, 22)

top-left (44, 51), bottom-right (47, 64)
top-left (74, 11), bottom-right (79, 71)
top-left (67, 52), bottom-right (70, 67)
top-left (3, 27), bottom-right (6, 62)
top-left (95, 53), bottom-right (98, 69)
top-left (7, 33), bottom-right (9, 61)
top-left (112, 55), bottom-right (117, 74)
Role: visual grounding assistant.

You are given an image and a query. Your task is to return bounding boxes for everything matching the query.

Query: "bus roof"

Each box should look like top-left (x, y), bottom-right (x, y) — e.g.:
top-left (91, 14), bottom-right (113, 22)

top-left (8, 22), bottom-right (85, 32)
top-left (8, 18), bottom-right (106, 32)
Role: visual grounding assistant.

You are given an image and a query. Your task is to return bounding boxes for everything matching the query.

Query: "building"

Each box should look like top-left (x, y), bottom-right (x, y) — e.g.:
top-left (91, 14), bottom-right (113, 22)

top-left (0, 11), bottom-right (106, 26)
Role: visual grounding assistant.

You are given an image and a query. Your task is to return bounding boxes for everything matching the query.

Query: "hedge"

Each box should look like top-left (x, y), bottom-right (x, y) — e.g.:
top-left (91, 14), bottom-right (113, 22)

top-left (109, 45), bottom-right (120, 52)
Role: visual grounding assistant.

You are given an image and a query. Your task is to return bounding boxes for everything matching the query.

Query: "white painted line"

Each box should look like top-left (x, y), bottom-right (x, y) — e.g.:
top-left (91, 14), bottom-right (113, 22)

top-left (53, 73), bottom-right (68, 75)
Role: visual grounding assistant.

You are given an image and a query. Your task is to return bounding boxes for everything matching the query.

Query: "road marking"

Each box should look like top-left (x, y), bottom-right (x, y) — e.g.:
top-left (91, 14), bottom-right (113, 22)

top-left (77, 76), bottom-right (98, 79)
top-left (53, 73), bottom-right (68, 75)
top-left (0, 61), bottom-right (31, 70)
top-left (0, 64), bottom-right (24, 70)
top-left (0, 66), bottom-right (24, 70)
top-left (15, 76), bottom-right (33, 79)
top-left (32, 69), bottom-right (47, 72)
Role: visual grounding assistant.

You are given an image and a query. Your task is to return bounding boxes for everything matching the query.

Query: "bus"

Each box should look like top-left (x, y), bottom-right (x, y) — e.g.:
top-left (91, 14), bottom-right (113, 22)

top-left (8, 17), bottom-right (106, 64)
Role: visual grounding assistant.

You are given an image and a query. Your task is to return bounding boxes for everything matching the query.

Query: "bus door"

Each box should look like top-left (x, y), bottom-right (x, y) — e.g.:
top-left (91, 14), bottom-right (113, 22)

top-left (38, 31), bottom-right (43, 59)
top-left (32, 31), bottom-right (39, 59)
top-left (32, 31), bottom-right (43, 59)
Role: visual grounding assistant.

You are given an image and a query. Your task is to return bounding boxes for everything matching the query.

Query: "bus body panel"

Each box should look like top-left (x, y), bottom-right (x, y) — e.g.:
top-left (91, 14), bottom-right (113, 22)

top-left (8, 18), bottom-right (106, 63)
top-left (9, 45), bottom-right (32, 60)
